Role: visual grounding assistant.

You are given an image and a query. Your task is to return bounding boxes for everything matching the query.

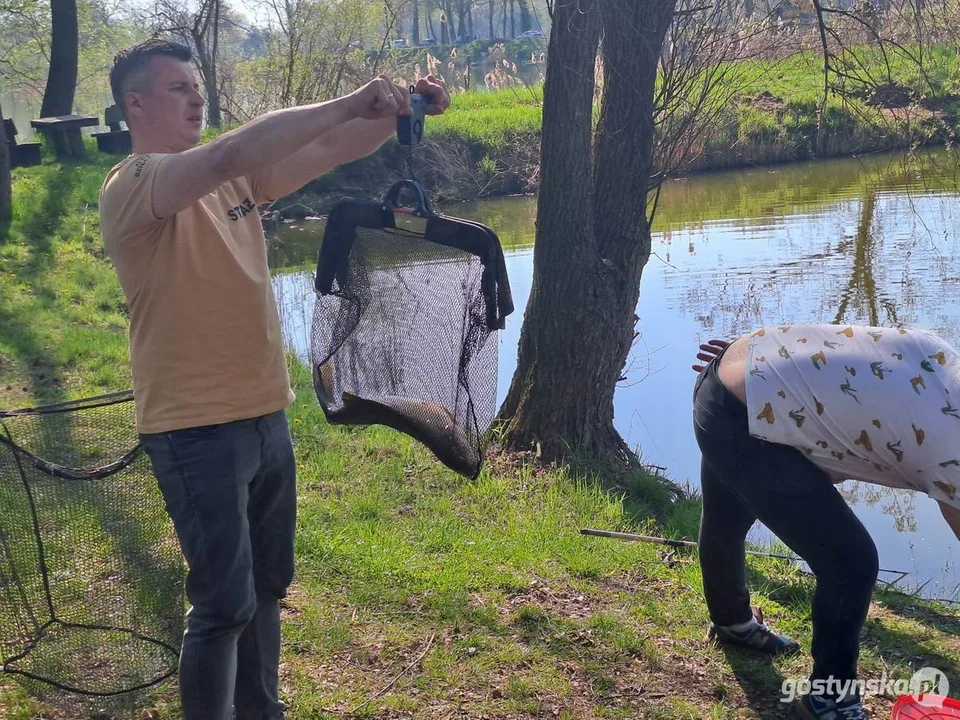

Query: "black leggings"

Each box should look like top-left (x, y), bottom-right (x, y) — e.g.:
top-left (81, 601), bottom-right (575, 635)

top-left (693, 350), bottom-right (879, 685)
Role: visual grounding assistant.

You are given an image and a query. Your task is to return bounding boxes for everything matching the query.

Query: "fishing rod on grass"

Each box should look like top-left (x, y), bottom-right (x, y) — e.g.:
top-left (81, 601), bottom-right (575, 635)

top-left (580, 528), bottom-right (910, 585)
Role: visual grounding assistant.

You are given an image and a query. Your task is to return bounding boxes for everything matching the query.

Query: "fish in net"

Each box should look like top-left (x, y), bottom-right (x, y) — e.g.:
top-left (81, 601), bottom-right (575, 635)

top-left (311, 180), bottom-right (513, 478)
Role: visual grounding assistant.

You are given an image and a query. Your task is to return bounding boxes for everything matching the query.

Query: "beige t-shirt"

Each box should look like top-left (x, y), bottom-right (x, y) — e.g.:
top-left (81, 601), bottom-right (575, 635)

top-left (99, 154), bottom-right (295, 434)
top-left (745, 324), bottom-right (960, 509)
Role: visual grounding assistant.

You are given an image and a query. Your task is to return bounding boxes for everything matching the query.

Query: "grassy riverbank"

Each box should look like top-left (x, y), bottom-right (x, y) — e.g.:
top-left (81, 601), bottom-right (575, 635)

top-left (2, 142), bottom-right (960, 718)
top-left (277, 44), bottom-right (960, 217)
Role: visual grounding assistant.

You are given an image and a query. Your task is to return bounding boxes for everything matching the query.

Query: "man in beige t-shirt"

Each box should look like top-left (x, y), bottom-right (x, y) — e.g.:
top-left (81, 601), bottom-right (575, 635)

top-left (100, 39), bottom-right (450, 720)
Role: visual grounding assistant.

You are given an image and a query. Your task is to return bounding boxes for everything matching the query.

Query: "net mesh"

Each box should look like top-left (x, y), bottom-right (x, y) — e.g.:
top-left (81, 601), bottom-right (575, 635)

top-left (311, 200), bottom-right (512, 478)
top-left (0, 391), bottom-right (182, 700)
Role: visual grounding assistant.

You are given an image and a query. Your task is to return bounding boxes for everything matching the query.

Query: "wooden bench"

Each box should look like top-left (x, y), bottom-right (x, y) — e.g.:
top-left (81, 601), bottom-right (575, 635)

top-left (92, 105), bottom-right (132, 155)
top-left (4, 119), bottom-right (42, 168)
top-left (30, 114), bottom-right (99, 160)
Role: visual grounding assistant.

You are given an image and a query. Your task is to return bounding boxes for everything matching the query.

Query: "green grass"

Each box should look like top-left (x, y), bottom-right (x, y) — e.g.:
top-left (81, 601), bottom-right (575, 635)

top-left (422, 43), bottom-right (960, 170)
top-left (430, 85), bottom-right (544, 145)
top-left (3, 132), bottom-right (960, 718)
top-left (0, 151), bottom-right (131, 408)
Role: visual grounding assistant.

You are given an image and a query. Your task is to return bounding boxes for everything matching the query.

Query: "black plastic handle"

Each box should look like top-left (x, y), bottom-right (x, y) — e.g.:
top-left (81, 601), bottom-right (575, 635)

top-left (382, 179), bottom-right (435, 217)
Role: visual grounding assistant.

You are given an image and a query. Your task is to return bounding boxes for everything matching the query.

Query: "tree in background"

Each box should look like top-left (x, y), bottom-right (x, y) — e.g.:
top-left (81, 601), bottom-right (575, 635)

top-left (0, 0), bottom-right (142, 117)
top-left (228, 0), bottom-right (376, 117)
top-left (518, 0), bottom-right (532, 32)
top-left (39, 0), bottom-right (77, 116)
top-left (411, 0), bottom-right (420, 45)
top-left (0, 101), bottom-right (10, 223)
top-left (151, 0), bottom-right (224, 127)
top-left (438, 4), bottom-right (448, 42)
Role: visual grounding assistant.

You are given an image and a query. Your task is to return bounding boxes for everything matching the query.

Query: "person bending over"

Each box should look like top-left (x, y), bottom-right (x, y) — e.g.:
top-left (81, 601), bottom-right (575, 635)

top-left (99, 39), bottom-right (450, 720)
top-left (691, 323), bottom-right (960, 720)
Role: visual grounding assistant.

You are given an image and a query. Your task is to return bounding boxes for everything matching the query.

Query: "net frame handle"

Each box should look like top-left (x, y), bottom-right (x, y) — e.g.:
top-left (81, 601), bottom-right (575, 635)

top-left (381, 179), bottom-right (435, 218)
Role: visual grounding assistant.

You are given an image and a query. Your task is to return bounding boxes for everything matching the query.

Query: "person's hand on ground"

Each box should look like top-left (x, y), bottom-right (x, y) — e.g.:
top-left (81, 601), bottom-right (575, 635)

top-left (348, 75), bottom-right (411, 120)
top-left (692, 339), bottom-right (730, 373)
top-left (413, 74), bottom-right (451, 115)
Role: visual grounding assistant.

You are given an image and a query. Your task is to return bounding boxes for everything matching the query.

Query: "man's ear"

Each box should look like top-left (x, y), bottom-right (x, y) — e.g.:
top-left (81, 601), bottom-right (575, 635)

top-left (124, 91), bottom-right (143, 120)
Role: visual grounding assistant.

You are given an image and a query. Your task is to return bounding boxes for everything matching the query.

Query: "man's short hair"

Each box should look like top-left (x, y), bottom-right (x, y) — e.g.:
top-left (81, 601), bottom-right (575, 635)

top-left (110, 39), bottom-right (192, 120)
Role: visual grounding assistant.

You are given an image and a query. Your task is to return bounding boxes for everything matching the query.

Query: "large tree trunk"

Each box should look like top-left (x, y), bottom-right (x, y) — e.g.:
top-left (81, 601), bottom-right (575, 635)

top-left (0, 102), bottom-right (11, 223)
top-left (488, 0), bottom-right (494, 37)
top-left (496, 0), bottom-right (677, 469)
top-left (40, 0), bottom-right (78, 117)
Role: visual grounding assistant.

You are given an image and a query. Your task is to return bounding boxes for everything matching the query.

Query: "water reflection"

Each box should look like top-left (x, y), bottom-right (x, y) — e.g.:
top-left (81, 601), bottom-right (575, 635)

top-left (272, 149), bottom-right (960, 600)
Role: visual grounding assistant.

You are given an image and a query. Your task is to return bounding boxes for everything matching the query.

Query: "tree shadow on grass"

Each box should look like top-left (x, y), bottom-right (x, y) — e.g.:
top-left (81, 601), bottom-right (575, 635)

top-left (21, 163), bottom-right (80, 275)
top-left (873, 588), bottom-right (960, 639)
top-left (0, 162), bottom-right (86, 407)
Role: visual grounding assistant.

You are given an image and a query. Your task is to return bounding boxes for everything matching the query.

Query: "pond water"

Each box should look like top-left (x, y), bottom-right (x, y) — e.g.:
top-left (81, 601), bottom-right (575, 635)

top-left (271, 149), bottom-right (960, 602)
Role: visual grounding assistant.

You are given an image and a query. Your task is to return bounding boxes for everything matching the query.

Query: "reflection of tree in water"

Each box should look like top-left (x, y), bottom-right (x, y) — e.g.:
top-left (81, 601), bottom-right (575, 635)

top-left (833, 191), bottom-right (901, 327)
top-left (671, 179), bottom-right (960, 342)
top-left (670, 236), bottom-right (841, 339)
top-left (664, 168), bottom-right (960, 531)
top-left (838, 480), bottom-right (918, 534)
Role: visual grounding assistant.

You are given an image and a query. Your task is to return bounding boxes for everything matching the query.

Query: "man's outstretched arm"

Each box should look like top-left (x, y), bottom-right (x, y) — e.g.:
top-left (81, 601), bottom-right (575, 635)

top-left (256, 75), bottom-right (451, 202)
top-left (146, 76), bottom-right (408, 219)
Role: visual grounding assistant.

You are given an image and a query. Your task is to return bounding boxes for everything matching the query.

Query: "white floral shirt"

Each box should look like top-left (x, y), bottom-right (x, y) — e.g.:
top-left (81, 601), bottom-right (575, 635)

top-left (745, 324), bottom-right (960, 508)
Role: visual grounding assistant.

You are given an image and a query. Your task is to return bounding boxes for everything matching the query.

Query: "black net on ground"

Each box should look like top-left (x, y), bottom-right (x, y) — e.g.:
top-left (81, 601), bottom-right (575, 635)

top-left (312, 181), bottom-right (513, 478)
top-left (0, 391), bottom-right (183, 699)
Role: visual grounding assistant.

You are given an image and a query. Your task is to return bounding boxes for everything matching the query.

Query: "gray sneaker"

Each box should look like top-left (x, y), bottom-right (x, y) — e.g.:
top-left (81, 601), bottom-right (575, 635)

top-left (706, 607), bottom-right (801, 656)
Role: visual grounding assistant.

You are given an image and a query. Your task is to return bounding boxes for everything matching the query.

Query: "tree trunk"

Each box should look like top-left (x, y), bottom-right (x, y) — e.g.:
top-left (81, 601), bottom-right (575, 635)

top-left (426, 1), bottom-right (437, 41)
top-left (0, 101), bottom-right (11, 224)
top-left (40, 0), bottom-right (78, 117)
top-left (456, 0), bottom-right (466, 37)
top-left (207, 0), bottom-right (221, 128)
top-left (412, 0), bottom-right (420, 45)
top-left (488, 0), bottom-right (494, 37)
top-left (195, 40), bottom-right (221, 128)
top-left (509, 0), bottom-right (515, 37)
top-left (518, 0), bottom-right (532, 32)
top-left (282, 3), bottom-right (298, 107)
top-left (496, 0), bottom-right (677, 469)
top-left (445, 0), bottom-right (456, 40)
